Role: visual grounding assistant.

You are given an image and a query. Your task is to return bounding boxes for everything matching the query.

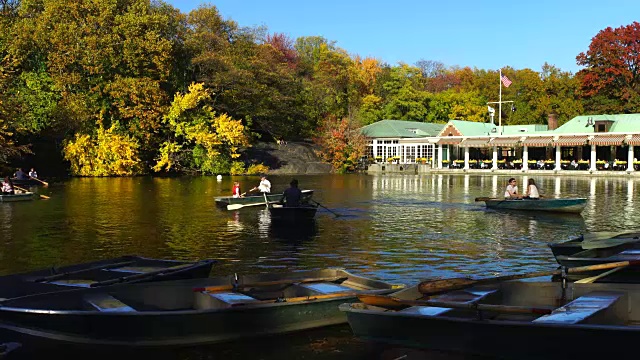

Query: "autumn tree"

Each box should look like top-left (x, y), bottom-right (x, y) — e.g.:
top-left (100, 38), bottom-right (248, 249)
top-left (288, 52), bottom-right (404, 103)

top-left (314, 115), bottom-right (366, 173)
top-left (576, 22), bottom-right (640, 113)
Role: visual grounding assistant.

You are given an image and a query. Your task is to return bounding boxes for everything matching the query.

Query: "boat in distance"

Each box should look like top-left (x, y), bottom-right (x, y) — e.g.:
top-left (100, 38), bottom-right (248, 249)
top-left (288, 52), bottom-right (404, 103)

top-left (0, 268), bottom-right (403, 349)
top-left (0, 192), bottom-right (35, 202)
top-left (0, 256), bottom-right (215, 300)
top-left (215, 189), bottom-right (314, 208)
top-left (341, 278), bottom-right (640, 359)
top-left (477, 197), bottom-right (587, 214)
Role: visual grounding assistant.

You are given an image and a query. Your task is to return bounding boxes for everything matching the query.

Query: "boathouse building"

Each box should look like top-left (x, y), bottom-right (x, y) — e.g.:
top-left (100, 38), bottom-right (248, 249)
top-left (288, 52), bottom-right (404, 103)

top-left (361, 114), bottom-right (640, 172)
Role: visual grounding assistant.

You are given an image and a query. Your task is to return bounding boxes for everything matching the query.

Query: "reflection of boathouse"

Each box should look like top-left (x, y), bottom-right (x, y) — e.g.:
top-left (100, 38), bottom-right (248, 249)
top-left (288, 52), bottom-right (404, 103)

top-left (362, 114), bottom-right (640, 173)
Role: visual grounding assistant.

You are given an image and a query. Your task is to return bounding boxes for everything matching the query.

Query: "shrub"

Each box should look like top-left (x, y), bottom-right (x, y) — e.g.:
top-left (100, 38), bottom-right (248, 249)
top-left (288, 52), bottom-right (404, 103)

top-left (246, 163), bottom-right (269, 175)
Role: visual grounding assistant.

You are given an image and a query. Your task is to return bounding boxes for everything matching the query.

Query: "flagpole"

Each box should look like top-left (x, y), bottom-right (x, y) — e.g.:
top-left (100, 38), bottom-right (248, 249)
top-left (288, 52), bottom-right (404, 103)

top-left (499, 69), bottom-right (502, 133)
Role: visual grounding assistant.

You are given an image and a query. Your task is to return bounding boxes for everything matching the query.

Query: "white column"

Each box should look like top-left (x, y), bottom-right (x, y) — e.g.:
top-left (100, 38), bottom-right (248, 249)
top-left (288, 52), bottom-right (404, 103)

top-left (590, 144), bottom-right (597, 171)
top-left (492, 146), bottom-right (498, 170)
top-left (464, 147), bottom-right (470, 170)
top-left (555, 145), bottom-right (562, 171)
top-left (373, 140), bottom-right (378, 161)
top-left (523, 145), bottom-right (529, 171)
top-left (437, 144), bottom-right (443, 169)
top-left (628, 144), bottom-right (634, 172)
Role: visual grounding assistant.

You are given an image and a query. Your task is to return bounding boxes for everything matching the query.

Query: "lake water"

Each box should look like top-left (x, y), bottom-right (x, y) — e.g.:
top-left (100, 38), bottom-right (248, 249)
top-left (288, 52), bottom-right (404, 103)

top-left (0, 174), bottom-right (637, 359)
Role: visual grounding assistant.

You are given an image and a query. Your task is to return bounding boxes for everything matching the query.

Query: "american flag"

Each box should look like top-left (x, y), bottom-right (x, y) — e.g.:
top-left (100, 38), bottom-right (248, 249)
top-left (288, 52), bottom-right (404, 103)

top-left (501, 74), bottom-right (512, 88)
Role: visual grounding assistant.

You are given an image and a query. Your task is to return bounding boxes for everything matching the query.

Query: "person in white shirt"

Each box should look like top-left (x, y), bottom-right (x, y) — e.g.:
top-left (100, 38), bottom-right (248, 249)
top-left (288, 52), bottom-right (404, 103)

top-left (525, 178), bottom-right (541, 199)
top-left (28, 168), bottom-right (37, 178)
top-left (258, 176), bottom-right (271, 193)
top-left (504, 178), bottom-right (521, 199)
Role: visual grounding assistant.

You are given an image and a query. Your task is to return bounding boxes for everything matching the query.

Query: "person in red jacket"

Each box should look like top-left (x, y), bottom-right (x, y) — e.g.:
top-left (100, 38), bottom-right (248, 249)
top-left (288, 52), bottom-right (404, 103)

top-left (232, 181), bottom-right (242, 198)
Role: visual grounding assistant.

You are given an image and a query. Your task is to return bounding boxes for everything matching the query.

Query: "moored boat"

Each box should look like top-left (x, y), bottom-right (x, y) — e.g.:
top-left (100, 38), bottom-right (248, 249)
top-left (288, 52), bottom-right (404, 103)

top-left (341, 274), bottom-right (640, 359)
top-left (0, 256), bottom-right (216, 299)
top-left (478, 197), bottom-right (587, 214)
top-left (548, 232), bottom-right (640, 259)
top-left (0, 268), bottom-right (403, 350)
top-left (269, 204), bottom-right (318, 223)
top-left (215, 189), bottom-right (314, 209)
top-left (0, 193), bottom-right (35, 203)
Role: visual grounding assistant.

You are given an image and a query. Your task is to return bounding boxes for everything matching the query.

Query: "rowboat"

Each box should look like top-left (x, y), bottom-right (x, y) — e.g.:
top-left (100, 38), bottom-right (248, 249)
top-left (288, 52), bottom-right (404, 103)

top-left (478, 197), bottom-right (587, 214)
top-left (215, 189), bottom-right (314, 209)
top-left (0, 256), bottom-right (216, 300)
top-left (0, 268), bottom-right (403, 350)
top-left (9, 178), bottom-right (46, 187)
top-left (548, 233), bottom-right (640, 268)
top-left (548, 232), bottom-right (640, 258)
top-left (0, 192), bottom-right (34, 202)
top-left (269, 204), bottom-right (318, 223)
top-left (341, 276), bottom-right (640, 359)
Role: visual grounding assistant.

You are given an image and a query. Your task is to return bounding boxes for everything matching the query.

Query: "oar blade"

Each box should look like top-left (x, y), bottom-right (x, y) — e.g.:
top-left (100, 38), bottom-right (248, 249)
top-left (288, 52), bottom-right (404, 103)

top-left (417, 277), bottom-right (477, 295)
top-left (226, 204), bottom-right (244, 211)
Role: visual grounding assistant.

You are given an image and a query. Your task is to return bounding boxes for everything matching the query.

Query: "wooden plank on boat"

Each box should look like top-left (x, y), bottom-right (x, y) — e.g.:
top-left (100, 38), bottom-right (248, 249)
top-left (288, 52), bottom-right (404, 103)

top-left (84, 294), bottom-right (137, 312)
top-left (533, 291), bottom-right (627, 325)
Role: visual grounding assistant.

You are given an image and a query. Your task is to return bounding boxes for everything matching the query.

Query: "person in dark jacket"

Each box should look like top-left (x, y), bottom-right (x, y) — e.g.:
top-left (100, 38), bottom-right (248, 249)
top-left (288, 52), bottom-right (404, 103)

top-left (281, 179), bottom-right (302, 207)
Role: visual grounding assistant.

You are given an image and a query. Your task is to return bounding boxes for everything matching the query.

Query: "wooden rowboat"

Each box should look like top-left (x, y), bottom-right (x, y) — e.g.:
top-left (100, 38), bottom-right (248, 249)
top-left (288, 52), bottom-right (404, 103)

top-left (341, 278), bottom-right (640, 359)
top-left (215, 189), bottom-right (314, 208)
top-left (0, 256), bottom-right (216, 300)
top-left (0, 192), bottom-right (35, 203)
top-left (479, 197), bottom-right (587, 214)
top-left (0, 268), bottom-right (403, 350)
top-left (269, 204), bottom-right (318, 223)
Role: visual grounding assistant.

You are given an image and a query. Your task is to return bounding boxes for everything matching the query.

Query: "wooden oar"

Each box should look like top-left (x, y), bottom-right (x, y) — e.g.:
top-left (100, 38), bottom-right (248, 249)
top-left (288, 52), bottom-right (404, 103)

top-left (474, 197), bottom-right (496, 202)
top-left (227, 202), bottom-right (269, 211)
top-left (574, 266), bottom-right (627, 284)
top-left (29, 176), bottom-right (48, 187)
top-left (357, 294), bottom-right (553, 314)
top-left (311, 200), bottom-right (340, 217)
top-left (33, 260), bottom-right (136, 282)
top-left (90, 262), bottom-right (203, 287)
top-left (13, 185), bottom-right (49, 199)
top-left (192, 275), bottom-right (349, 293)
top-left (417, 260), bottom-right (640, 295)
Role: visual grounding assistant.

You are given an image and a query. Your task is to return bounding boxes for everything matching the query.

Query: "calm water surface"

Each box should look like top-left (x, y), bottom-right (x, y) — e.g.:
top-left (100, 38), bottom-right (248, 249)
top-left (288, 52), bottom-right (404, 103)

top-left (0, 174), bottom-right (637, 359)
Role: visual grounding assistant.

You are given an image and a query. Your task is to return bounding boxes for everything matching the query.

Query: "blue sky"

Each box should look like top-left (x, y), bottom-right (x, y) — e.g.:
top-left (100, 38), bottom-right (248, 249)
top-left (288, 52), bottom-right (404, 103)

top-left (165, 0), bottom-right (639, 74)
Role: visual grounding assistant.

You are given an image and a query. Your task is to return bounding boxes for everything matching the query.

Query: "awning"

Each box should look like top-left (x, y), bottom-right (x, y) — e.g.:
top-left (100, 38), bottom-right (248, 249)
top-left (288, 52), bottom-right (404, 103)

top-left (627, 134), bottom-right (640, 146)
top-left (438, 137), bottom-right (462, 145)
top-left (522, 136), bottom-right (553, 147)
top-left (460, 138), bottom-right (491, 147)
top-left (490, 137), bottom-right (521, 147)
top-left (554, 135), bottom-right (589, 147)
top-left (590, 134), bottom-right (626, 146)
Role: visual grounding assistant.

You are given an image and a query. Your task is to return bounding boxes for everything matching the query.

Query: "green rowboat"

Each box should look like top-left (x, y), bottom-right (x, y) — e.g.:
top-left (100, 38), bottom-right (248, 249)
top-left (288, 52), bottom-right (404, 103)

top-left (0, 192), bottom-right (35, 202)
top-left (481, 197), bottom-right (587, 214)
top-left (215, 189), bottom-right (314, 209)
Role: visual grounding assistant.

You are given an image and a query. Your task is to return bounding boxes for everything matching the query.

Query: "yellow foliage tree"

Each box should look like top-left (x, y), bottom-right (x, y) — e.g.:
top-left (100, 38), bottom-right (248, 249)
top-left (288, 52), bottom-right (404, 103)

top-left (63, 122), bottom-right (143, 176)
top-left (153, 82), bottom-right (250, 174)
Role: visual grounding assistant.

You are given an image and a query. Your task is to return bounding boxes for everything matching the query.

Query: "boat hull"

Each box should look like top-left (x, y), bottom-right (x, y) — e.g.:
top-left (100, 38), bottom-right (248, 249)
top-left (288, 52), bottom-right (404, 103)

top-left (0, 256), bottom-right (215, 299)
top-left (9, 179), bottom-right (44, 187)
top-left (341, 281), bottom-right (640, 359)
top-left (269, 205), bottom-right (318, 223)
top-left (0, 193), bottom-right (35, 202)
top-left (0, 269), bottom-right (402, 349)
top-left (215, 190), bottom-right (313, 208)
top-left (483, 198), bottom-right (587, 214)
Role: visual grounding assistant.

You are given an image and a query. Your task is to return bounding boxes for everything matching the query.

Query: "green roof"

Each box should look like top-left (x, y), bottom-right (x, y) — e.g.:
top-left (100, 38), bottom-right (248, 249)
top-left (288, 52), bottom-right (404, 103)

top-left (554, 114), bottom-right (640, 133)
top-left (360, 120), bottom-right (445, 138)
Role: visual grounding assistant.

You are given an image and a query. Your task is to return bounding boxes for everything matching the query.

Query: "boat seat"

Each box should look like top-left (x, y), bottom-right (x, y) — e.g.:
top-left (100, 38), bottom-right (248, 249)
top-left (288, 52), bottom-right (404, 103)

top-left (398, 288), bottom-right (500, 316)
top-left (84, 293), bottom-right (137, 312)
top-left (48, 279), bottom-right (96, 288)
top-left (106, 266), bottom-right (163, 274)
top-left (297, 282), bottom-right (353, 294)
top-left (194, 291), bottom-right (261, 309)
top-left (533, 291), bottom-right (627, 325)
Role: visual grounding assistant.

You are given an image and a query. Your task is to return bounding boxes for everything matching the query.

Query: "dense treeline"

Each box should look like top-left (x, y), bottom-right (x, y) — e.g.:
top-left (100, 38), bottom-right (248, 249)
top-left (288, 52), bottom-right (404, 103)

top-left (0, 1), bottom-right (638, 175)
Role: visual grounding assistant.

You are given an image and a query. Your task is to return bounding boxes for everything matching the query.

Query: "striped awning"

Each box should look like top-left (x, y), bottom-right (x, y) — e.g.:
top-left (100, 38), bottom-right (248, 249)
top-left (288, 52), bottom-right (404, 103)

top-left (460, 138), bottom-right (491, 147)
top-left (590, 134), bottom-right (626, 146)
top-left (627, 134), bottom-right (640, 146)
top-left (554, 135), bottom-right (589, 147)
top-left (438, 137), bottom-right (462, 145)
top-left (490, 137), bottom-right (521, 147)
top-left (522, 136), bottom-right (553, 147)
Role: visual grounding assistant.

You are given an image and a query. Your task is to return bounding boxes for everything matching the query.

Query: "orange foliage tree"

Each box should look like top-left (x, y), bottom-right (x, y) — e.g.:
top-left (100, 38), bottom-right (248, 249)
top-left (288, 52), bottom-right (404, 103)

top-left (314, 115), bottom-right (366, 173)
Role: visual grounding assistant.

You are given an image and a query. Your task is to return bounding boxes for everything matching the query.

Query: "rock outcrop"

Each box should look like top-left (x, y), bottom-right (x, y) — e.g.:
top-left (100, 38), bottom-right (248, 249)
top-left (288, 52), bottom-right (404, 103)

top-left (243, 142), bottom-right (333, 175)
